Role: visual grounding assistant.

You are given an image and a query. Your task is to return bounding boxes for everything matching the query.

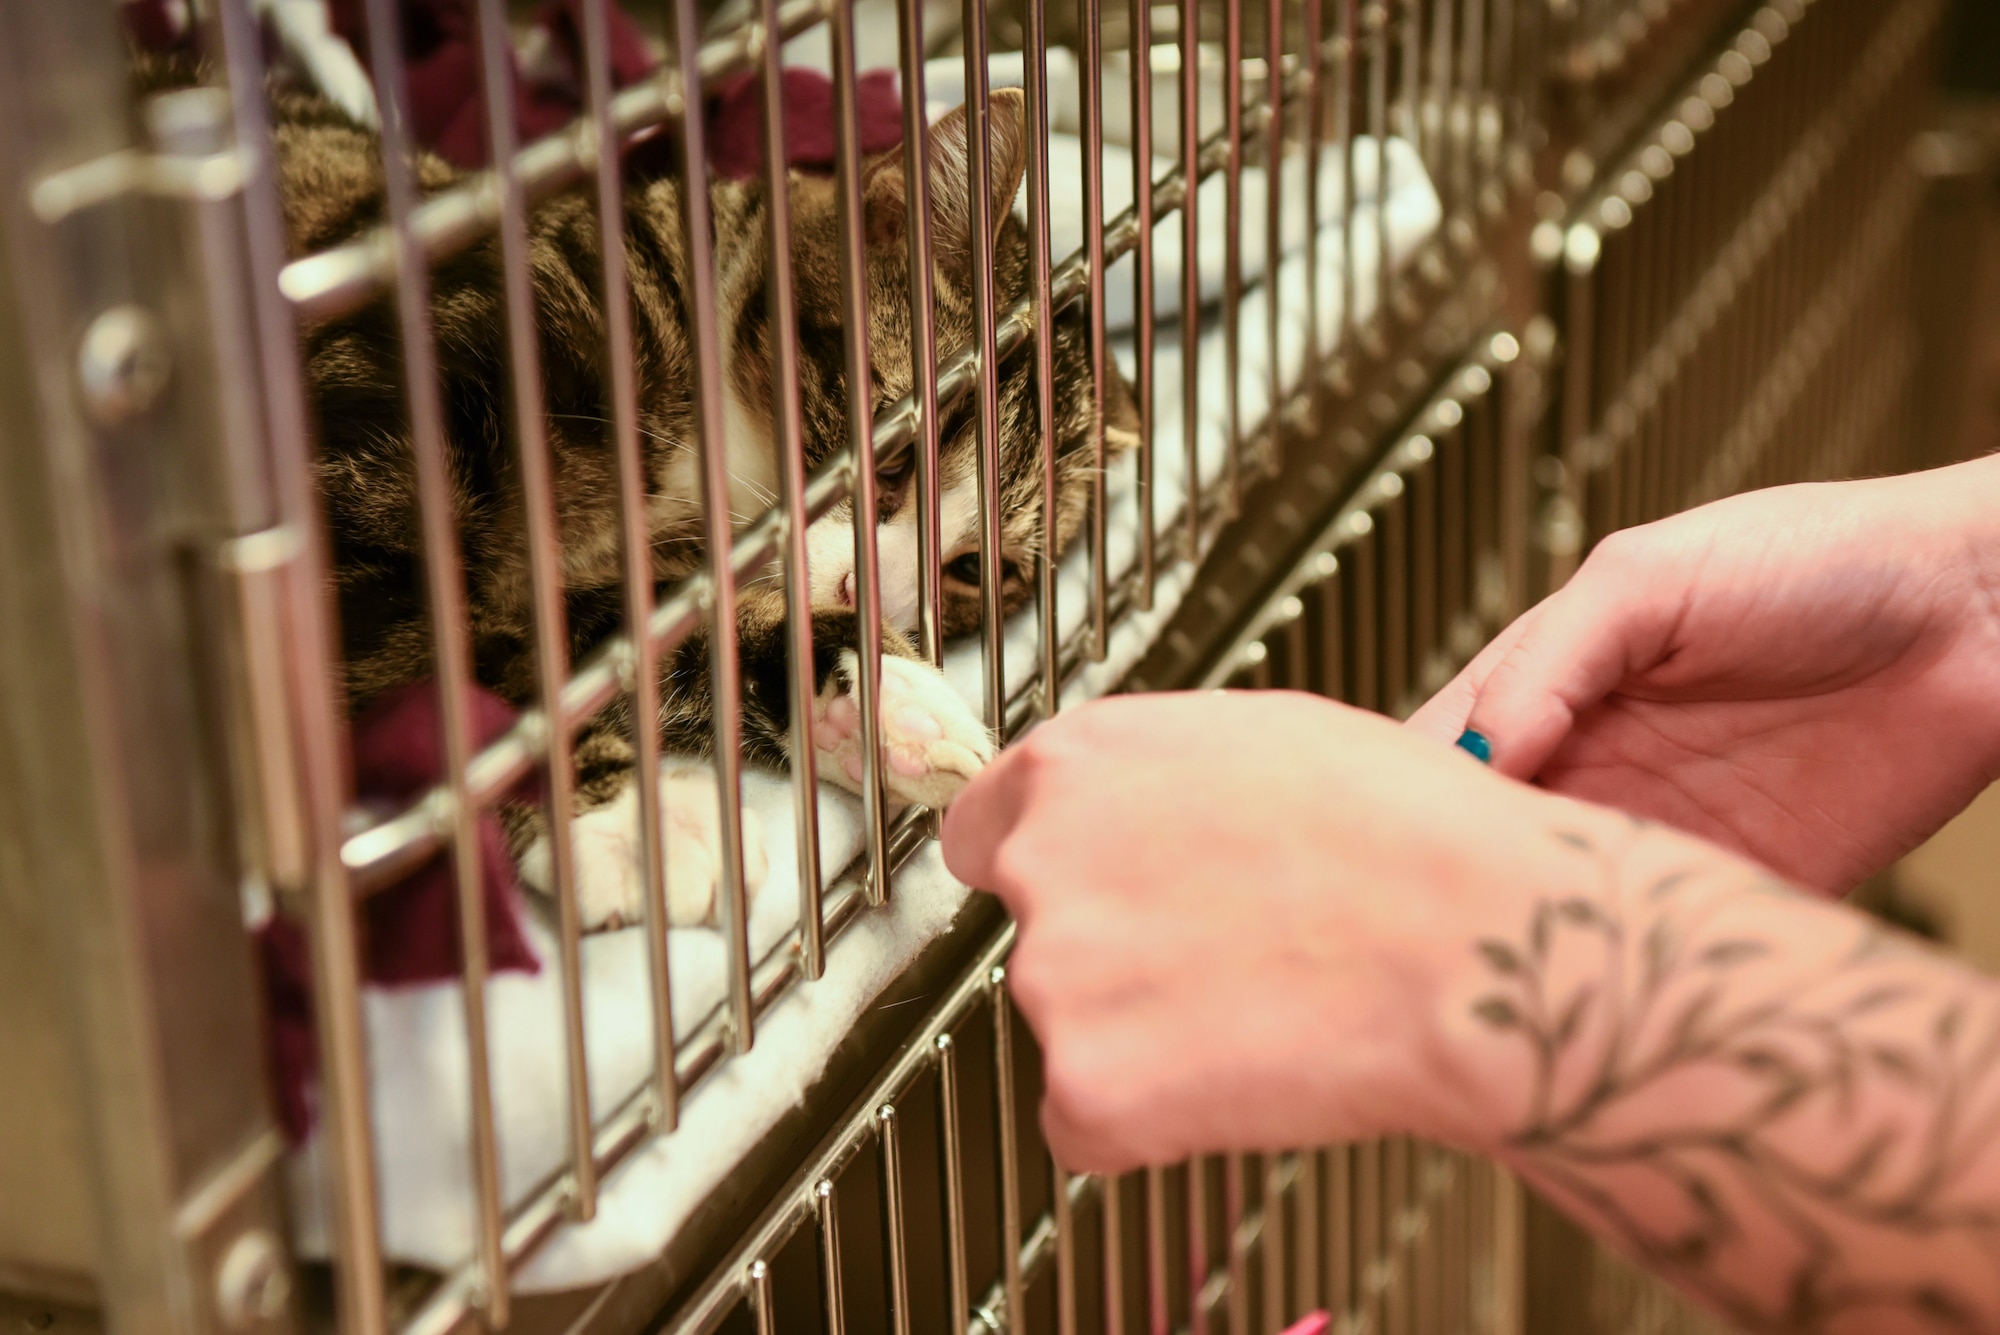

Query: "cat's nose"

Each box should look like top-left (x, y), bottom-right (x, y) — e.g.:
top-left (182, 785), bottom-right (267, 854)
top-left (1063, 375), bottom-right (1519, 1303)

top-left (838, 571), bottom-right (856, 607)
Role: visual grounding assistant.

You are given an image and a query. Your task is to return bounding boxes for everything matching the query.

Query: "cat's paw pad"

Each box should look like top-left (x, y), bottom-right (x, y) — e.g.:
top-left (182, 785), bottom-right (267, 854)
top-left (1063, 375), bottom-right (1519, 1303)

top-left (540, 771), bottom-right (769, 931)
top-left (812, 651), bottom-right (995, 809)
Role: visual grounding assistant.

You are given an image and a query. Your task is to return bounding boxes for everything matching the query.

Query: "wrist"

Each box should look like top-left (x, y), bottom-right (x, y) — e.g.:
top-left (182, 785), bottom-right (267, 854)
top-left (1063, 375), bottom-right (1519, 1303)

top-left (1398, 792), bottom-right (1777, 1159)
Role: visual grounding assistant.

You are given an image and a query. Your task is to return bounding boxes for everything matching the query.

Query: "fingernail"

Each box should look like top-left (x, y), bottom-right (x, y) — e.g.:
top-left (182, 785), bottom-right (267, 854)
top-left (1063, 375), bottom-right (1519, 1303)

top-left (1454, 728), bottom-right (1493, 764)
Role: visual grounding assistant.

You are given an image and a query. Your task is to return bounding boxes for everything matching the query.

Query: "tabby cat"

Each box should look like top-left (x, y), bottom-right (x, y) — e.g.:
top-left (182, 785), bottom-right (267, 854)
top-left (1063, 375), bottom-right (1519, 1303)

top-left (269, 79), bottom-right (1139, 926)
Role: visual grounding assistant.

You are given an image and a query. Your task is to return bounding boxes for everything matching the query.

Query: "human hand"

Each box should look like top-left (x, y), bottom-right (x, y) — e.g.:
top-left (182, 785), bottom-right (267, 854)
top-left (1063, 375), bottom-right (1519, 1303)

top-left (940, 690), bottom-right (1590, 1172)
top-left (1408, 459), bottom-right (2000, 894)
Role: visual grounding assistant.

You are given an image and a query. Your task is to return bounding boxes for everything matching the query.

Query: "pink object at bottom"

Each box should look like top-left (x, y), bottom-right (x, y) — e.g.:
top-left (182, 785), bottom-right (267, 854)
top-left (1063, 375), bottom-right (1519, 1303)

top-left (1282, 1315), bottom-right (1333, 1335)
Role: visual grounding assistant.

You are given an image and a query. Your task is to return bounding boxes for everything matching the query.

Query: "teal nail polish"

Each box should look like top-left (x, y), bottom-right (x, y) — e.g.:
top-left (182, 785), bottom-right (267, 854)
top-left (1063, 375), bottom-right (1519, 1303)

top-left (1455, 728), bottom-right (1492, 764)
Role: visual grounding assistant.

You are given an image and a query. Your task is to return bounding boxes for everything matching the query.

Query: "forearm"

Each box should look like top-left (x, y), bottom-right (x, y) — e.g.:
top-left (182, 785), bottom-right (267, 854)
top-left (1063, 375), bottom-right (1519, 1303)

top-left (1431, 803), bottom-right (2000, 1333)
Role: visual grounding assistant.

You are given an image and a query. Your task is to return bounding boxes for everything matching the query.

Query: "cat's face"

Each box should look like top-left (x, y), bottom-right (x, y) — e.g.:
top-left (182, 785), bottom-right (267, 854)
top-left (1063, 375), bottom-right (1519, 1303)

top-left (730, 90), bottom-right (1130, 639)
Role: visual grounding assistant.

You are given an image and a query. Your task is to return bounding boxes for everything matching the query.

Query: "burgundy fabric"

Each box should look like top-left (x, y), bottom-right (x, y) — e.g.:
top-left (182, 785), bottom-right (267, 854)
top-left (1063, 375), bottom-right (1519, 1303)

top-left (325, 0), bottom-right (664, 167)
top-left (122, 0), bottom-right (198, 54)
top-left (256, 916), bottom-right (319, 1144)
top-left (257, 679), bottom-right (543, 1143)
top-left (325, 0), bottom-right (904, 176)
top-left (347, 679), bottom-right (543, 984)
top-left (704, 67), bottom-right (906, 179)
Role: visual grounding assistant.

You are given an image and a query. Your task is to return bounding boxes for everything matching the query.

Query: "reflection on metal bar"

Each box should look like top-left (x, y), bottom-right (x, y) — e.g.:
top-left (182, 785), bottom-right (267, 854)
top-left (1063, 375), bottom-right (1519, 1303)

top-left (212, 1), bottom-right (387, 1328)
top-left (964, 0), bottom-right (1008, 732)
top-left (1265, 0), bottom-right (1286, 472)
top-left (1224, 1156), bottom-right (1248, 1334)
top-left (1367, 1), bottom-right (1391, 340)
top-left (1146, 1165), bottom-right (1170, 1334)
top-left (759, 0), bottom-right (826, 976)
top-left (937, 1033), bottom-right (972, 1330)
top-left (748, 1259), bottom-right (776, 1335)
top-left (665, 930), bottom-right (1013, 1335)
top-left (992, 972), bottom-right (1027, 1330)
top-left (278, 0), bottom-right (829, 321)
top-left (1188, 1156), bottom-right (1213, 1335)
top-left (973, 1171), bottom-right (1104, 1333)
top-left (1303, 0), bottom-right (1328, 423)
top-left (1179, 0), bottom-right (1202, 562)
top-left (581, 0), bottom-right (678, 1130)
top-left (1081, 0), bottom-right (1110, 661)
top-left (1129, 0), bottom-right (1157, 608)
top-left (817, 1179), bottom-right (848, 1335)
top-left (1326, 1147), bottom-right (1351, 1320)
top-left (1054, 1164), bottom-right (1079, 1335)
top-left (471, 0), bottom-right (597, 1221)
top-left (1025, 0), bottom-right (1061, 716)
top-left (1103, 1174), bottom-right (1127, 1335)
top-left (667, 0), bottom-right (755, 1053)
top-left (1296, 1150), bottom-right (1322, 1316)
top-left (1224, 0), bottom-right (1246, 516)
top-left (1385, 1138), bottom-right (1410, 1335)
top-left (829, 0), bottom-right (892, 904)
top-left (1338, 0), bottom-right (1359, 363)
top-left (1355, 1141), bottom-right (1382, 1334)
top-left (878, 1105), bottom-right (913, 1335)
top-left (1266, 1156), bottom-right (1292, 1329)
top-left (1427, 0), bottom-right (1454, 212)
top-left (897, 0), bottom-right (945, 669)
top-left (1459, 0), bottom-right (1486, 220)
top-left (356, 0), bottom-right (508, 1318)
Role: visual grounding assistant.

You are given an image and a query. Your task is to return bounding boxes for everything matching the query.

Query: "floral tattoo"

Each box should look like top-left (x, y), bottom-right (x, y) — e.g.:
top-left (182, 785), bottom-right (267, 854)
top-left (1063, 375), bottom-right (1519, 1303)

top-left (1472, 822), bottom-right (2000, 1332)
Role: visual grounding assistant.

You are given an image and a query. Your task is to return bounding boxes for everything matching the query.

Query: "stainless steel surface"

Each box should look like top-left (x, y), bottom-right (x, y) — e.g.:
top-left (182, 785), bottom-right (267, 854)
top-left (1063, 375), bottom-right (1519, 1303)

top-left (936, 1032), bottom-right (973, 1334)
top-left (758, 0), bottom-right (828, 977)
top-left (1179, 0), bottom-right (1204, 561)
top-left (1130, 0), bottom-right (1158, 608)
top-left (1080, 0), bottom-right (1112, 661)
top-left (1026, 0), bottom-right (1063, 715)
top-left (667, 0), bottom-right (756, 1053)
top-left (0, 5), bottom-right (308, 1333)
top-left (582, 0), bottom-right (680, 1127)
top-left (899, 0), bottom-right (946, 670)
top-left (816, 1179), bottom-right (847, 1335)
top-left (471, 0), bottom-right (597, 1226)
top-left (359, 0), bottom-right (509, 1316)
top-left (990, 969), bottom-right (1027, 1333)
top-left (876, 1105), bottom-right (912, 1335)
top-left (961, 0), bottom-right (1007, 736)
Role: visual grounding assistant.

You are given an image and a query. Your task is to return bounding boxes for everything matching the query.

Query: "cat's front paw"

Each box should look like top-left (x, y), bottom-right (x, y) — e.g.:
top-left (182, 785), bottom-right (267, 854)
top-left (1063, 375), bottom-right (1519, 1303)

top-left (532, 769), bottom-right (770, 931)
top-left (812, 650), bottom-right (996, 809)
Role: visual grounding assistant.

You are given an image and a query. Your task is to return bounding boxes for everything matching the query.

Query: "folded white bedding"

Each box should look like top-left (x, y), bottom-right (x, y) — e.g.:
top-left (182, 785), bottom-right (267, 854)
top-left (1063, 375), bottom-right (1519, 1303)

top-left (286, 134), bottom-right (1441, 1294)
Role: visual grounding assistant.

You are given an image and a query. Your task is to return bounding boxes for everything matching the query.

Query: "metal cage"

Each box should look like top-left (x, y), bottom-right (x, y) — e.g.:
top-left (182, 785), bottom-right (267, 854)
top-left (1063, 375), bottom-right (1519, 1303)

top-left (0, 0), bottom-right (1951, 1332)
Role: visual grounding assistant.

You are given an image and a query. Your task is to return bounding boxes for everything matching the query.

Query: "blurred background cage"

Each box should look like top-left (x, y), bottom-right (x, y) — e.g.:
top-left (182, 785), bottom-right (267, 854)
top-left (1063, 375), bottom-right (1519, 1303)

top-left (0, 0), bottom-right (1987, 1333)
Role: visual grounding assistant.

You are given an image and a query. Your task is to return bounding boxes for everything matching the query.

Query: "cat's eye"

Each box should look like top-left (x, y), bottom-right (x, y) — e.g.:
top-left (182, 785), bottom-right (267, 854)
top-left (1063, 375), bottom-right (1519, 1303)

top-left (944, 553), bottom-right (984, 586)
top-left (875, 452), bottom-right (914, 488)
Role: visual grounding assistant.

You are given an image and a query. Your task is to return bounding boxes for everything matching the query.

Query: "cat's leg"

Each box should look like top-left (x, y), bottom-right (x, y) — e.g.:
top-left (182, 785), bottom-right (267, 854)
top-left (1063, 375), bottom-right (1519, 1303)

top-left (536, 591), bottom-right (995, 929)
top-left (727, 598), bottom-right (995, 809)
top-left (519, 699), bottom-right (771, 932)
top-left (797, 612), bottom-right (996, 810)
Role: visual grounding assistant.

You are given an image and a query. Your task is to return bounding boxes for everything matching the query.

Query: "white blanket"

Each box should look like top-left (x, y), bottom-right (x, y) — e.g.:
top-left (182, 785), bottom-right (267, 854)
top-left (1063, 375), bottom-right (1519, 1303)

top-left (286, 133), bottom-right (1440, 1293)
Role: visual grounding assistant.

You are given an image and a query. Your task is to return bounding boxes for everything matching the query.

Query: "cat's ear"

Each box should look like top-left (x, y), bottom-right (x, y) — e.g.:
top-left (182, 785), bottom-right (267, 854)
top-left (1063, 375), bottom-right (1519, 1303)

top-left (864, 88), bottom-right (1028, 270)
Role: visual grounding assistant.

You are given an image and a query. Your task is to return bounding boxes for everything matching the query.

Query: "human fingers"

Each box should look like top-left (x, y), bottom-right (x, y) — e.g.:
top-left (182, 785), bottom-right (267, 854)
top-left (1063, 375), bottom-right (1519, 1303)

top-left (1404, 605), bottom-right (1543, 744)
top-left (939, 734), bottom-right (1042, 912)
top-left (1460, 532), bottom-right (1686, 779)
